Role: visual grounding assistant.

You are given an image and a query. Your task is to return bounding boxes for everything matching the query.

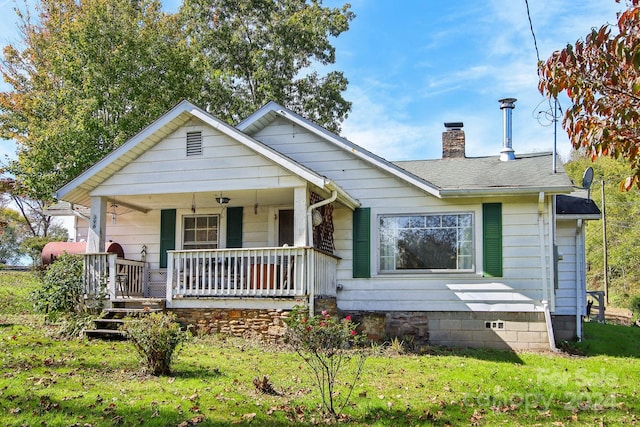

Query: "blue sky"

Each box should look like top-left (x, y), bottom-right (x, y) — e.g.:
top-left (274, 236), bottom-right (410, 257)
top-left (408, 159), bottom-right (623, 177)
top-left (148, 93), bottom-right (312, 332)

top-left (0, 0), bottom-right (625, 164)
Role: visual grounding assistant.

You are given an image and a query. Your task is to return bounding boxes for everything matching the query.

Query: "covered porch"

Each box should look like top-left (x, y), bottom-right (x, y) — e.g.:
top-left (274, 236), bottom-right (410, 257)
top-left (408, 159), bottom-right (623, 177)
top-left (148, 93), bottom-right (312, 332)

top-left (82, 246), bottom-right (339, 306)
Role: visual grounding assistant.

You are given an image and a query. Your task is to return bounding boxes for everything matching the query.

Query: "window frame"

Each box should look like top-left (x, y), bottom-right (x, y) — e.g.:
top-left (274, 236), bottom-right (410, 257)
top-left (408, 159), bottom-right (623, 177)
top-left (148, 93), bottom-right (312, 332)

top-left (181, 213), bottom-right (220, 250)
top-left (377, 211), bottom-right (475, 274)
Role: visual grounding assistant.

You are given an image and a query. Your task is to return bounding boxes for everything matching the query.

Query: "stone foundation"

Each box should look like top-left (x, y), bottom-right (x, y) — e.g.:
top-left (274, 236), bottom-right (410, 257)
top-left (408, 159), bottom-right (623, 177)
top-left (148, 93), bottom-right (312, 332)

top-left (170, 303), bottom-right (553, 350)
top-left (170, 308), bottom-right (290, 343)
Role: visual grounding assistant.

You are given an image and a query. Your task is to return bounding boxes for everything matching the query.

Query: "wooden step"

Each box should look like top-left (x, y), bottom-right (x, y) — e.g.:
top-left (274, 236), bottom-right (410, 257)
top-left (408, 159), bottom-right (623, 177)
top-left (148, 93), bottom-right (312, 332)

top-left (104, 307), bottom-right (164, 315)
top-left (111, 298), bottom-right (166, 310)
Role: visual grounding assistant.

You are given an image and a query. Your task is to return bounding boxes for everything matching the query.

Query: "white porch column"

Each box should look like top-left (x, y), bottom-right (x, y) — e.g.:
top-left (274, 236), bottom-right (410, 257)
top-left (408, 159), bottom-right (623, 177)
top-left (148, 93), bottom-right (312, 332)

top-left (293, 186), bottom-right (308, 246)
top-left (87, 196), bottom-right (107, 253)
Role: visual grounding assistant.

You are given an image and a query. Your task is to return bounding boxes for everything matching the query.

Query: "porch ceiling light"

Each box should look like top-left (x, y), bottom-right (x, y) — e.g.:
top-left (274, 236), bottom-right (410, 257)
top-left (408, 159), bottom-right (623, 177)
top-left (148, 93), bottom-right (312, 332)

top-left (110, 202), bottom-right (118, 224)
top-left (215, 195), bottom-right (230, 205)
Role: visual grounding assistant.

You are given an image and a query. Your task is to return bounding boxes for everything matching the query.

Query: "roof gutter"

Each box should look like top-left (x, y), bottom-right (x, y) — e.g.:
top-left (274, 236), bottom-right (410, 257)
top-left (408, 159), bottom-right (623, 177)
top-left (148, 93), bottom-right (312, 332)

top-left (438, 186), bottom-right (574, 198)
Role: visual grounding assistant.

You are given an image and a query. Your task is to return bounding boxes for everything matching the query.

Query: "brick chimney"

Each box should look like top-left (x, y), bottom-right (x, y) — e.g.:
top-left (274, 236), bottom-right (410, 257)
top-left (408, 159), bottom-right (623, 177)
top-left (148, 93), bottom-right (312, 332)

top-left (442, 122), bottom-right (465, 158)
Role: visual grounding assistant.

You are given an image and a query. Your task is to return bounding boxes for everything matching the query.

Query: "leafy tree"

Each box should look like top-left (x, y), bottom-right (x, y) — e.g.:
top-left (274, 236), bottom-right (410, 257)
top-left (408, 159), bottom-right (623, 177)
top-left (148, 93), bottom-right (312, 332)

top-left (0, 207), bottom-right (29, 265)
top-left (565, 152), bottom-right (640, 307)
top-left (179, 0), bottom-right (354, 133)
top-left (0, 0), bottom-right (199, 201)
top-left (539, 0), bottom-right (640, 189)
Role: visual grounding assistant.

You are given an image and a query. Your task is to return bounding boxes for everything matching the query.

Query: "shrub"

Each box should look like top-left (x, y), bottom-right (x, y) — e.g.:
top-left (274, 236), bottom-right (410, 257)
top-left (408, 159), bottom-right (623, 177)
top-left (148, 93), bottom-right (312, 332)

top-left (121, 312), bottom-right (189, 376)
top-left (31, 253), bottom-right (86, 321)
top-left (284, 306), bottom-right (367, 418)
top-left (630, 295), bottom-right (640, 322)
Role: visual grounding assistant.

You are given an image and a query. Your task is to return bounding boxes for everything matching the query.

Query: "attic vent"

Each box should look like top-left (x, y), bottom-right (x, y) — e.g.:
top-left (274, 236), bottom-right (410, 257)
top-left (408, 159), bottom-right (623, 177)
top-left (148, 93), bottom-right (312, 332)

top-left (186, 131), bottom-right (202, 156)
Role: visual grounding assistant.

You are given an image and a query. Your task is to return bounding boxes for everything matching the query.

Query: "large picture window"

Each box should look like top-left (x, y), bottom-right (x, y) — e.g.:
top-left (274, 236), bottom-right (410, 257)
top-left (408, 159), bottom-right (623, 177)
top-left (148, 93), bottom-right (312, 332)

top-left (183, 215), bottom-right (219, 250)
top-left (380, 213), bottom-right (473, 272)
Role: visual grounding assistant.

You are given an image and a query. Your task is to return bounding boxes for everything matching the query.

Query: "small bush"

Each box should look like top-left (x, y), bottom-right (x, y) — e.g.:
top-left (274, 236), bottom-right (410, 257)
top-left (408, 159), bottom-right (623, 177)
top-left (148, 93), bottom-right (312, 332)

top-left (121, 312), bottom-right (189, 376)
top-left (31, 253), bottom-right (85, 321)
top-left (630, 295), bottom-right (640, 322)
top-left (284, 306), bottom-right (367, 417)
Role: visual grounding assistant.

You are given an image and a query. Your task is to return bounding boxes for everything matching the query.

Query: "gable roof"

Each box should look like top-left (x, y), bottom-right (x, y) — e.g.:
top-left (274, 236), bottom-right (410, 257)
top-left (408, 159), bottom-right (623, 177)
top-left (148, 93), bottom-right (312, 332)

top-left (56, 100), bottom-right (359, 209)
top-left (237, 101), bottom-right (442, 197)
top-left (238, 102), bottom-right (574, 198)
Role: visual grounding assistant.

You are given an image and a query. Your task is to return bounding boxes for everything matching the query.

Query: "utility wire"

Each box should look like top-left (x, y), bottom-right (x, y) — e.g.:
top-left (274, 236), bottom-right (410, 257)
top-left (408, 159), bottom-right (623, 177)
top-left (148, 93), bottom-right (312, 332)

top-left (524, 0), bottom-right (541, 64)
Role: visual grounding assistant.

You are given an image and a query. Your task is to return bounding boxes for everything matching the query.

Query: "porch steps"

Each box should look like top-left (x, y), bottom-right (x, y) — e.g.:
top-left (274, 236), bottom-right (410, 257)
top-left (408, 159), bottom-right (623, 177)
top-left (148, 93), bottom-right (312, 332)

top-left (84, 298), bottom-right (166, 341)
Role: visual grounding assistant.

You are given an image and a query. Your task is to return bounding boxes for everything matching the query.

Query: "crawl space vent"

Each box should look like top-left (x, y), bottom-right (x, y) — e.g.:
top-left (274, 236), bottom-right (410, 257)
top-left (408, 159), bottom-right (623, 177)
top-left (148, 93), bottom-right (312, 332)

top-left (485, 320), bottom-right (505, 330)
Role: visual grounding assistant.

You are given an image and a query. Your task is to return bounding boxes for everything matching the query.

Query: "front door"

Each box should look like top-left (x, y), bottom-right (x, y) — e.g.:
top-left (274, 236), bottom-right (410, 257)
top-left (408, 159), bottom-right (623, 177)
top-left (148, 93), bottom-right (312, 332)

top-left (278, 209), bottom-right (294, 246)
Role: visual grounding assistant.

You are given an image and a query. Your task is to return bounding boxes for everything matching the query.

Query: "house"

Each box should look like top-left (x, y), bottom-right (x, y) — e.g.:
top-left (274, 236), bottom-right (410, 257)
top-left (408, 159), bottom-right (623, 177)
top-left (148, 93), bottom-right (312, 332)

top-left (54, 98), bottom-right (600, 350)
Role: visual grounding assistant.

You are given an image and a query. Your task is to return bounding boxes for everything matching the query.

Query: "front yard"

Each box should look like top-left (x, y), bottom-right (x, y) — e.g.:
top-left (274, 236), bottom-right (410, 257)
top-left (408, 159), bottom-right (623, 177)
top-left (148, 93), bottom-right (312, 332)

top-left (1, 271), bottom-right (639, 426)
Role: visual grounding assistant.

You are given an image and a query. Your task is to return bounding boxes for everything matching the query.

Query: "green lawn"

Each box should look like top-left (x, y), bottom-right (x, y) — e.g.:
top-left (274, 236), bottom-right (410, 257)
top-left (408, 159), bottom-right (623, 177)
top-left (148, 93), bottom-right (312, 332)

top-left (1, 271), bottom-right (639, 426)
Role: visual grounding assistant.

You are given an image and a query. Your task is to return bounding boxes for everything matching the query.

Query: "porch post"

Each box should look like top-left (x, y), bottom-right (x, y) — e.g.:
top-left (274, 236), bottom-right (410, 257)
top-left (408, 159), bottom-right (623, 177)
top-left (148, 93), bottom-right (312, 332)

top-left (293, 186), bottom-right (308, 246)
top-left (87, 196), bottom-right (107, 253)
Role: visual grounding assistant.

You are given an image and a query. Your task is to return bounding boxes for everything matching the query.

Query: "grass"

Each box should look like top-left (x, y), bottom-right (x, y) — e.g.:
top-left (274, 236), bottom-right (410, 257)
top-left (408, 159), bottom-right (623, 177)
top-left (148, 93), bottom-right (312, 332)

top-left (1, 271), bottom-right (640, 426)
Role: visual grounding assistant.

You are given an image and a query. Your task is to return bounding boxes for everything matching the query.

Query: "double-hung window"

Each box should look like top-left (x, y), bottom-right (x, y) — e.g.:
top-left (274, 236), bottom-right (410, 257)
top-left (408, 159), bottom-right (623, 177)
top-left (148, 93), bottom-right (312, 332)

top-left (379, 213), bottom-right (473, 272)
top-left (183, 215), bottom-right (219, 250)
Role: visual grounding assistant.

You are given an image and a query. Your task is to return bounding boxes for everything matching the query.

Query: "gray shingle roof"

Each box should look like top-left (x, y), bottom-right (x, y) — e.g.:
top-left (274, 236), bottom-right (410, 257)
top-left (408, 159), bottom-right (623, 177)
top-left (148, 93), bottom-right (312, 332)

top-left (393, 152), bottom-right (574, 196)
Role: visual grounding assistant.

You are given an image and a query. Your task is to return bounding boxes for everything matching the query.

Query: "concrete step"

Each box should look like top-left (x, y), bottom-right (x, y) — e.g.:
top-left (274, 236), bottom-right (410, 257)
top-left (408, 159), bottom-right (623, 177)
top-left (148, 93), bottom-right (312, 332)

top-left (84, 329), bottom-right (127, 340)
top-left (93, 318), bottom-right (125, 330)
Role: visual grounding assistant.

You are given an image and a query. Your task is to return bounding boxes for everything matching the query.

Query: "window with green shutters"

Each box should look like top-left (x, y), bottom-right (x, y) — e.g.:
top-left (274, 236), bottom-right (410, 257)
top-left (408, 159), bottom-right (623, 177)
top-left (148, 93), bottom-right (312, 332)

top-left (352, 207), bottom-right (371, 278)
top-left (482, 203), bottom-right (503, 277)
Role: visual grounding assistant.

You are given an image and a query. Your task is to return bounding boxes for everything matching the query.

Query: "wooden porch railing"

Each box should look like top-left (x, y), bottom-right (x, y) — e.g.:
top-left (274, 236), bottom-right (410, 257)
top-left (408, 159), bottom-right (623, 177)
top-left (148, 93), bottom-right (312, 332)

top-left (81, 247), bottom-right (338, 302)
top-left (167, 247), bottom-right (339, 303)
top-left (81, 253), bottom-right (147, 299)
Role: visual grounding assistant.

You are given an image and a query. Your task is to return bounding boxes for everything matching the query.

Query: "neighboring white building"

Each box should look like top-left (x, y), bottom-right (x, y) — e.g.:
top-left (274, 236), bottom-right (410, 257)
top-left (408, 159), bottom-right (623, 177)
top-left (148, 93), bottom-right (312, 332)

top-left (54, 100), bottom-right (600, 350)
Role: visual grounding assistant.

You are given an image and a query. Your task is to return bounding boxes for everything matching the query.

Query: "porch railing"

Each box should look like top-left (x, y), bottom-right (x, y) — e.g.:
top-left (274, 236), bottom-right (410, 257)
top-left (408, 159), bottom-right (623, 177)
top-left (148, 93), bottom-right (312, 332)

top-left (167, 247), bottom-right (339, 302)
top-left (81, 253), bottom-right (147, 299)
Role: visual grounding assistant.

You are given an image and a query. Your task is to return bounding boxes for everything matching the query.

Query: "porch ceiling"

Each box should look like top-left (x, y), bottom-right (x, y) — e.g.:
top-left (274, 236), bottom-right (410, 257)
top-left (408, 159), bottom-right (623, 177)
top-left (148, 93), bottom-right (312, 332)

top-left (108, 188), bottom-right (303, 215)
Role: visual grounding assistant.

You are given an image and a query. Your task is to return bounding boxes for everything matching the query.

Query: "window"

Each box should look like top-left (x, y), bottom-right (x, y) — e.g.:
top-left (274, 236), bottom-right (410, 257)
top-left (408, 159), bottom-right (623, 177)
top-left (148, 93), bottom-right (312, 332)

top-left (183, 215), bottom-right (219, 249)
top-left (379, 213), bottom-right (473, 272)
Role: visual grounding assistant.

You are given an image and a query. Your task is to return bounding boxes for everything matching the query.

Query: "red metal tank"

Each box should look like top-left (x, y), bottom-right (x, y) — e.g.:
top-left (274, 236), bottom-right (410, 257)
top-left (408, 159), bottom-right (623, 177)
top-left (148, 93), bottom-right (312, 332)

top-left (41, 241), bottom-right (125, 266)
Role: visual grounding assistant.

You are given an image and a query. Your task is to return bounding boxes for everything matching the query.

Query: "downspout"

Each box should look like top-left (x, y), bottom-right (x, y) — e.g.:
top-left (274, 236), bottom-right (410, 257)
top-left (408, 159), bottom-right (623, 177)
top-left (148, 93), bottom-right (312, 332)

top-left (306, 190), bottom-right (338, 317)
top-left (538, 192), bottom-right (558, 351)
top-left (575, 219), bottom-right (584, 341)
top-left (307, 190), bottom-right (338, 246)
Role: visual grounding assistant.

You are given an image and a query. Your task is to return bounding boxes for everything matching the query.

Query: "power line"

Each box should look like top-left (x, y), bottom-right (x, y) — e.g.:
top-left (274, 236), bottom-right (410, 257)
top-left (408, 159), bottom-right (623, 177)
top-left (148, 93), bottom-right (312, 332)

top-left (524, 0), bottom-right (541, 64)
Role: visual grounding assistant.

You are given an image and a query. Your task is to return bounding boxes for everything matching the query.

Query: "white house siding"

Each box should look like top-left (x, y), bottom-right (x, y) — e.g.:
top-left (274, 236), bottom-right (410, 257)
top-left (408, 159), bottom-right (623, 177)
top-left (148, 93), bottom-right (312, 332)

top-left (100, 209), bottom-right (159, 264)
top-left (92, 120), bottom-right (305, 197)
top-left (250, 119), bottom-right (553, 313)
top-left (555, 219), bottom-right (583, 316)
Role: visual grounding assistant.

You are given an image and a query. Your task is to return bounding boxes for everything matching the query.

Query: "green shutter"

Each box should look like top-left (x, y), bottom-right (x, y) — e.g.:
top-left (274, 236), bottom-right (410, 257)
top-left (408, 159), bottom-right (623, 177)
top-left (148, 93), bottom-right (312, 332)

top-left (483, 203), bottom-right (503, 277)
top-left (159, 209), bottom-right (176, 269)
top-left (353, 207), bottom-right (371, 278)
top-left (226, 206), bottom-right (243, 248)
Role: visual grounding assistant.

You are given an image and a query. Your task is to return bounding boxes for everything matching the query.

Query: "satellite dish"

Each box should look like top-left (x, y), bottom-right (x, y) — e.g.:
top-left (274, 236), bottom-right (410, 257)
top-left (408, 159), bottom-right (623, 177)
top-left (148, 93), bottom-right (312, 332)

top-left (582, 167), bottom-right (594, 189)
top-left (582, 166), bottom-right (594, 200)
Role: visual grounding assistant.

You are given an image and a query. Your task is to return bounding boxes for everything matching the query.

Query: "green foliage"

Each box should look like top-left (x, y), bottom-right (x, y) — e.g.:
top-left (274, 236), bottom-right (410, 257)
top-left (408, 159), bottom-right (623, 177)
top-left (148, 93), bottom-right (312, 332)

top-left (121, 312), bottom-right (189, 376)
top-left (565, 153), bottom-right (640, 307)
top-left (1, 275), bottom-right (640, 426)
top-left (1, 0), bottom-right (353, 201)
top-left (630, 296), bottom-right (640, 322)
top-left (0, 207), bottom-right (30, 265)
top-left (179, 0), bottom-right (354, 133)
top-left (284, 306), bottom-right (366, 417)
top-left (20, 235), bottom-right (65, 270)
top-left (31, 253), bottom-right (87, 320)
top-left (1, 0), bottom-right (199, 200)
